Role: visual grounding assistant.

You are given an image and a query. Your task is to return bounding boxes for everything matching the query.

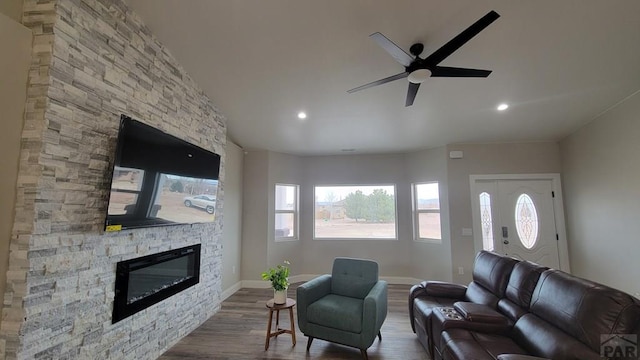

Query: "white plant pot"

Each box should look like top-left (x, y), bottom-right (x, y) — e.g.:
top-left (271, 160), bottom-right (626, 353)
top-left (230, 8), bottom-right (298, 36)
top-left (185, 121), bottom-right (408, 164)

top-left (274, 289), bottom-right (287, 304)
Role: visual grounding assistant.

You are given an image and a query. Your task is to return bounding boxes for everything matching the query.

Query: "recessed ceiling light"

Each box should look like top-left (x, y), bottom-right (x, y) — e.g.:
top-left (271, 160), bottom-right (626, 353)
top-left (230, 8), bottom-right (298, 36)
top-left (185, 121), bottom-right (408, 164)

top-left (297, 112), bottom-right (307, 119)
top-left (497, 103), bottom-right (509, 111)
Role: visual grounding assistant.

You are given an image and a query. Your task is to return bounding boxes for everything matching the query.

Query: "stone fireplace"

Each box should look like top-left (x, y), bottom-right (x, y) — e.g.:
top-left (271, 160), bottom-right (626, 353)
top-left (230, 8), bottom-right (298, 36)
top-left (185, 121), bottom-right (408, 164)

top-left (0, 0), bottom-right (227, 358)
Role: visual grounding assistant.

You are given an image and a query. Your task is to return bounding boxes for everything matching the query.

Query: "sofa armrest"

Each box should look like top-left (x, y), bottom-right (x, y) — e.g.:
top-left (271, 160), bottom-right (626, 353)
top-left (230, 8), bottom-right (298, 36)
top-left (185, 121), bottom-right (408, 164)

top-left (421, 281), bottom-right (468, 299)
top-left (362, 280), bottom-right (388, 348)
top-left (497, 355), bottom-right (551, 360)
top-left (408, 281), bottom-right (468, 333)
top-left (296, 274), bottom-right (332, 333)
top-left (453, 302), bottom-right (509, 324)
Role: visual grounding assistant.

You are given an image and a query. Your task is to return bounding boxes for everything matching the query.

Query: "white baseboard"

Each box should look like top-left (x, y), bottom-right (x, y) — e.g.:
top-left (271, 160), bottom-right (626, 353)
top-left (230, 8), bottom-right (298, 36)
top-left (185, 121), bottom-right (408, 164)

top-left (290, 274), bottom-right (321, 283)
top-left (239, 274), bottom-right (422, 289)
top-left (220, 281), bottom-right (243, 301)
top-left (380, 276), bottom-right (423, 285)
top-left (240, 280), bottom-right (272, 289)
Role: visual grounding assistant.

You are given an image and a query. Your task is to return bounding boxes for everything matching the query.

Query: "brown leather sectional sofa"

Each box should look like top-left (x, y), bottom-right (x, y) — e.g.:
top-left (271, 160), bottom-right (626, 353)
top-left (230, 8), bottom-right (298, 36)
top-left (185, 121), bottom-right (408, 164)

top-left (409, 251), bottom-right (640, 360)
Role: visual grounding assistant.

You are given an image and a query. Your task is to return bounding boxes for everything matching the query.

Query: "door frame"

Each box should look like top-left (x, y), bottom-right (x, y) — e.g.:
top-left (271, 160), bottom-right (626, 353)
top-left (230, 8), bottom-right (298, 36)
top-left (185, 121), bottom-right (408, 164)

top-left (469, 173), bottom-right (571, 272)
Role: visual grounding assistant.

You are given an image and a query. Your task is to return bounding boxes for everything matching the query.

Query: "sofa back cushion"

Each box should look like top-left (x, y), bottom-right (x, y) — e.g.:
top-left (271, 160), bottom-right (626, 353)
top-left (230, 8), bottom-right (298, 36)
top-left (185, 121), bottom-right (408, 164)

top-left (505, 261), bottom-right (547, 308)
top-left (465, 282), bottom-right (500, 308)
top-left (529, 269), bottom-right (640, 352)
top-left (471, 251), bottom-right (518, 298)
top-left (497, 299), bottom-right (527, 322)
top-left (331, 257), bottom-right (378, 299)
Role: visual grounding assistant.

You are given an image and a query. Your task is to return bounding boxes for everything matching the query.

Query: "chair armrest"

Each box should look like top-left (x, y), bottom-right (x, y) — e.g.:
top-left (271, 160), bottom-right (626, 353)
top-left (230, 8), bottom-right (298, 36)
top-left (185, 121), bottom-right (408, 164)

top-left (296, 274), bottom-right (332, 333)
top-left (420, 281), bottom-right (467, 299)
top-left (361, 280), bottom-right (388, 348)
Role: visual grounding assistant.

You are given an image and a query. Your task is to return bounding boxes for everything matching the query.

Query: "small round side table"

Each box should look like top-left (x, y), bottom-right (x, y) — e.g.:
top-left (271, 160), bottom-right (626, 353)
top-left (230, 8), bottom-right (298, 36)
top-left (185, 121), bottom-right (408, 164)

top-left (264, 298), bottom-right (297, 351)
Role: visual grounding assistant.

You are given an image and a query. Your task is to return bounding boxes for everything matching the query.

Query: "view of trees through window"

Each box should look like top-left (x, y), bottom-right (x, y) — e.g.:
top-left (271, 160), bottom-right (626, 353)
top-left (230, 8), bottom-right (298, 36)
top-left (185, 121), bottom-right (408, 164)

top-left (314, 185), bottom-right (397, 239)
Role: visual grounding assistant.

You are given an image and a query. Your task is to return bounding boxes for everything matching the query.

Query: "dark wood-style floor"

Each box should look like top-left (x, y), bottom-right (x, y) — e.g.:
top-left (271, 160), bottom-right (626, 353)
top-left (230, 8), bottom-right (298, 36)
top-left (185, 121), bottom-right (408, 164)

top-left (159, 283), bottom-right (430, 359)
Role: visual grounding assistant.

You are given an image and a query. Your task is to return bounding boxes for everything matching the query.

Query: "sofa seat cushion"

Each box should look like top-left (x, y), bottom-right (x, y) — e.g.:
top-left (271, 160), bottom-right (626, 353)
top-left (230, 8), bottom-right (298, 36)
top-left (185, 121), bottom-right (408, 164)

top-left (307, 294), bottom-right (363, 333)
top-left (441, 328), bottom-right (528, 360)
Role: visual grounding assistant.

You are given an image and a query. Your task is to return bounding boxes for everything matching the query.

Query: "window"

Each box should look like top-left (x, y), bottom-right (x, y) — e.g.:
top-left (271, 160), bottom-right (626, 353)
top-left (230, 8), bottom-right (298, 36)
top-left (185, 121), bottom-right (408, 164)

top-left (314, 185), bottom-right (397, 239)
top-left (515, 193), bottom-right (538, 249)
top-left (275, 184), bottom-right (298, 240)
top-left (413, 182), bottom-right (441, 241)
top-left (479, 192), bottom-right (494, 251)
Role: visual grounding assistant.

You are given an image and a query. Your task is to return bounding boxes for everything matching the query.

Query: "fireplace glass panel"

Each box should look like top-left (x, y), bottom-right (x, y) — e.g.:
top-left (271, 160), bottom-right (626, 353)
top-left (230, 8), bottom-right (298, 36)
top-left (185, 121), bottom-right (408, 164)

top-left (112, 244), bottom-right (201, 323)
top-left (128, 255), bottom-right (194, 304)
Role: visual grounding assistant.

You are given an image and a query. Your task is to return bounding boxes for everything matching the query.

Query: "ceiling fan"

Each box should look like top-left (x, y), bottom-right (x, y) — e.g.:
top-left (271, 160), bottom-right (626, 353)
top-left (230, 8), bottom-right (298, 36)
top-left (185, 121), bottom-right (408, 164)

top-left (348, 10), bottom-right (500, 107)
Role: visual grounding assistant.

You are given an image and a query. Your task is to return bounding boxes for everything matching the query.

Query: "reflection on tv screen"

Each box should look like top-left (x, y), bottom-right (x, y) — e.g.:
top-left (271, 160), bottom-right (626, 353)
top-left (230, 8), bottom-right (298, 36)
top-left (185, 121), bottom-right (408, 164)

top-left (107, 167), bottom-right (218, 228)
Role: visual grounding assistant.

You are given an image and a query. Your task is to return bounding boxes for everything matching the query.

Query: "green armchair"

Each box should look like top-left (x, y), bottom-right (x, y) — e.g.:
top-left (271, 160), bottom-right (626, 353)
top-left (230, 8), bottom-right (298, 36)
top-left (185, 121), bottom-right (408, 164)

top-left (296, 257), bottom-right (388, 359)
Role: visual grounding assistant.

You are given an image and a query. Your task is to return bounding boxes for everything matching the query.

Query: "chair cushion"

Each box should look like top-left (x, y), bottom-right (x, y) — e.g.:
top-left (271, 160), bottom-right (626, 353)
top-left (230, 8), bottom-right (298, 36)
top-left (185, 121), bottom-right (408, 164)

top-left (307, 294), bottom-right (363, 333)
top-left (331, 257), bottom-right (378, 299)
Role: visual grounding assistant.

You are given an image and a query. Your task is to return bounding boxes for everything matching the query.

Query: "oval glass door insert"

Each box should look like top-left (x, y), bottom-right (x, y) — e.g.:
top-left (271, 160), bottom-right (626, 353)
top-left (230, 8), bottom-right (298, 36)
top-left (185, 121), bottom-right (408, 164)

top-left (514, 194), bottom-right (538, 249)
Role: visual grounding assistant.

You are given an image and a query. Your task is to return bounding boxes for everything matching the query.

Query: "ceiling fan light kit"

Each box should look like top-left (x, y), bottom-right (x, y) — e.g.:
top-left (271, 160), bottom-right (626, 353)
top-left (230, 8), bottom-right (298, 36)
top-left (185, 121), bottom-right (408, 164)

top-left (348, 10), bottom-right (500, 107)
top-left (408, 69), bottom-right (431, 84)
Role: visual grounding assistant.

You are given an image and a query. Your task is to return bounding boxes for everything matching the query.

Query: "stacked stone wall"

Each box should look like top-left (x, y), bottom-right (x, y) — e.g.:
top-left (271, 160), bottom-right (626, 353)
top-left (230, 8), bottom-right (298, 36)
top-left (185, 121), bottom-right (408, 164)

top-left (0, 0), bottom-right (227, 358)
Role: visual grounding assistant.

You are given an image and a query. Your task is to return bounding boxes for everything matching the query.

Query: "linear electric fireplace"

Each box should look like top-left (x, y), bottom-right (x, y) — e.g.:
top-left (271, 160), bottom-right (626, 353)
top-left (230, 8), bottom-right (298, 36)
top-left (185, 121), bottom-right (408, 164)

top-left (112, 244), bottom-right (201, 323)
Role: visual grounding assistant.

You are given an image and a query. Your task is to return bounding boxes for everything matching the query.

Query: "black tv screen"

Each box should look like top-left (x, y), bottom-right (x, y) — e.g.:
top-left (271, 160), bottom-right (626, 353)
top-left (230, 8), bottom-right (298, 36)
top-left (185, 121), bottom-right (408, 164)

top-left (104, 115), bottom-right (221, 231)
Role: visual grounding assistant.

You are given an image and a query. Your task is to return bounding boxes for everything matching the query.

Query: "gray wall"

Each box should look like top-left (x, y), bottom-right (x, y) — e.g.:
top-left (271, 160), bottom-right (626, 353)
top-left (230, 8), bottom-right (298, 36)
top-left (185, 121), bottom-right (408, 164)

top-left (241, 148), bottom-right (452, 281)
top-left (0, 12), bottom-right (31, 315)
top-left (268, 152), bottom-right (304, 275)
top-left (406, 146), bottom-right (453, 281)
top-left (560, 90), bottom-right (640, 296)
top-left (0, 0), bottom-right (23, 22)
top-left (241, 151), bottom-right (269, 280)
top-left (221, 140), bottom-right (243, 292)
top-left (301, 153), bottom-right (413, 277)
top-left (446, 142), bottom-right (562, 284)
top-left (241, 150), bottom-right (305, 281)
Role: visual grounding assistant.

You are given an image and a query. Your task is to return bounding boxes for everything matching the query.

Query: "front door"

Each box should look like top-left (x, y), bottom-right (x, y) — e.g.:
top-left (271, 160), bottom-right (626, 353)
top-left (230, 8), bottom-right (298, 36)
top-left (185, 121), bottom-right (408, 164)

top-left (496, 179), bottom-right (559, 268)
top-left (471, 176), bottom-right (568, 270)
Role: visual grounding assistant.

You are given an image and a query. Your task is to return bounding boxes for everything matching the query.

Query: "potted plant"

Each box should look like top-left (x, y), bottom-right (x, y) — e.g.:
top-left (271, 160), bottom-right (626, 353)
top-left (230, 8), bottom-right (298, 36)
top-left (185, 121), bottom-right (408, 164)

top-left (261, 260), bottom-right (290, 304)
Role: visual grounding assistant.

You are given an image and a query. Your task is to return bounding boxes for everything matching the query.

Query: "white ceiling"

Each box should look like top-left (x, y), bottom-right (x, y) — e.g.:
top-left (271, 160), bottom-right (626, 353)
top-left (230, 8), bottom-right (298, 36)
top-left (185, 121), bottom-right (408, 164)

top-left (128, 0), bottom-right (640, 155)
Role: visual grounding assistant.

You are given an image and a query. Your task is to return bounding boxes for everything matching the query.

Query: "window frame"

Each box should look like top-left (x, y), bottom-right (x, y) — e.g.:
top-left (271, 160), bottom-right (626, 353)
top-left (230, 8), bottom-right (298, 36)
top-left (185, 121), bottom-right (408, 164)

top-left (274, 183), bottom-right (299, 242)
top-left (412, 182), bottom-right (442, 243)
top-left (313, 184), bottom-right (398, 241)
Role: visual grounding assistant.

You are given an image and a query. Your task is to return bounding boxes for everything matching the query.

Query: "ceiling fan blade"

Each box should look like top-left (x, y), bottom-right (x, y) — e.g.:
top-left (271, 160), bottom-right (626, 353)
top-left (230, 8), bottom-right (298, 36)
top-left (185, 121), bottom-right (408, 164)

top-left (405, 82), bottom-right (420, 107)
top-left (347, 72), bottom-right (409, 93)
top-left (370, 32), bottom-right (414, 67)
top-left (424, 10), bottom-right (500, 66)
top-left (430, 66), bottom-right (492, 77)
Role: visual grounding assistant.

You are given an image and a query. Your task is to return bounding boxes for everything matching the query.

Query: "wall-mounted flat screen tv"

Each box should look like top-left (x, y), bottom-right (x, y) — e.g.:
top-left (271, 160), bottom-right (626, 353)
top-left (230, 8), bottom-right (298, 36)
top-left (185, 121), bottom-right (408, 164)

top-left (104, 115), bottom-right (221, 231)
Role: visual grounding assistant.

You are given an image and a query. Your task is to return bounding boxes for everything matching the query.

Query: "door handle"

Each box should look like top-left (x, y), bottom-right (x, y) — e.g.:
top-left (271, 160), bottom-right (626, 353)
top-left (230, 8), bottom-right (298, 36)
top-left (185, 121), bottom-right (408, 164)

top-left (503, 240), bottom-right (509, 245)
